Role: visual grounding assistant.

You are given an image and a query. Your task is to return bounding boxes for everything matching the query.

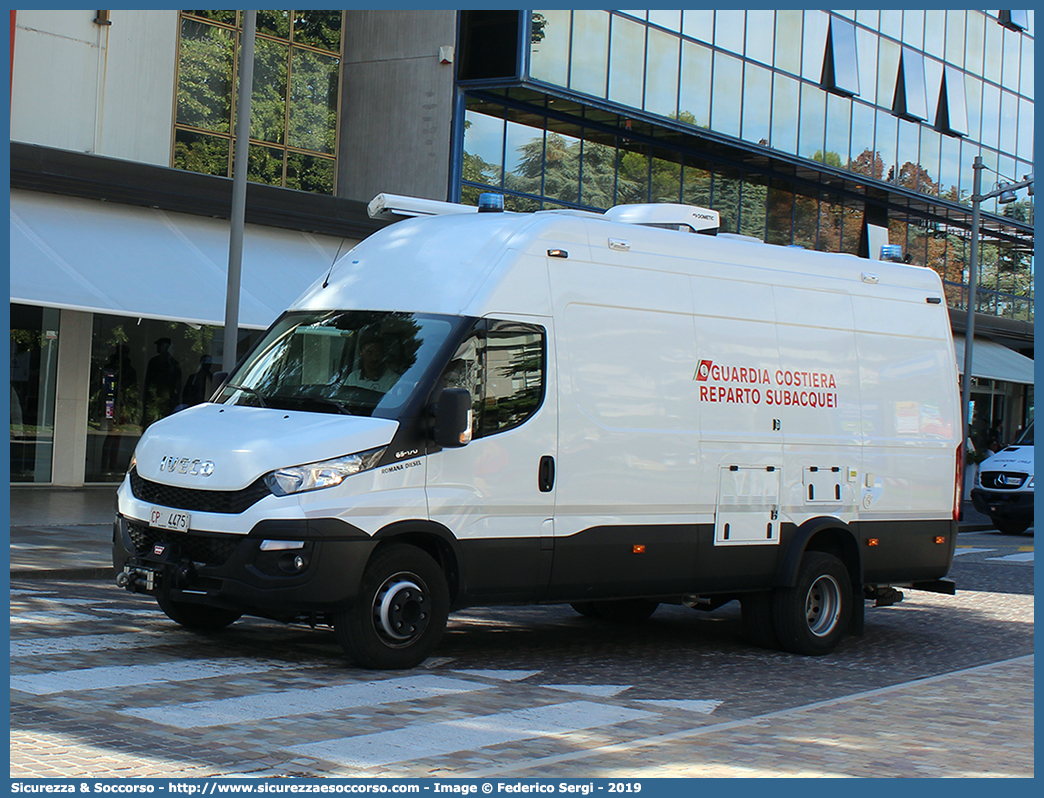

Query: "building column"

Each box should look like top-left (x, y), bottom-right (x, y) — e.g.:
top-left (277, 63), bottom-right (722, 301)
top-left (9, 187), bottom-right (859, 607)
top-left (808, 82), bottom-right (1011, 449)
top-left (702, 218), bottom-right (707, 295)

top-left (51, 309), bottom-right (93, 486)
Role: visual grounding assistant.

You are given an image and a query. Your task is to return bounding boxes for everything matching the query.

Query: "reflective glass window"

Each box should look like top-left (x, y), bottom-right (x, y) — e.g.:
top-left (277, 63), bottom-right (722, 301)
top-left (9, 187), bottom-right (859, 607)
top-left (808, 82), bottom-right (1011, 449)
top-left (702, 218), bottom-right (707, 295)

top-left (288, 48), bottom-right (339, 154)
top-left (176, 19), bottom-right (234, 133)
top-left (945, 11), bottom-right (966, 69)
top-left (650, 148), bottom-right (682, 203)
top-left (983, 19), bottom-right (1003, 83)
top-left (581, 138), bottom-right (617, 209)
top-left (569, 10), bottom-right (609, 98)
top-left (849, 102), bottom-right (878, 177)
top-left (879, 10), bottom-right (902, 40)
top-left (856, 11), bottom-right (879, 29)
top-left (980, 83), bottom-right (1001, 149)
top-left (824, 94), bottom-right (851, 167)
top-left (616, 142), bottom-right (650, 205)
top-left (877, 39), bottom-right (901, 115)
top-left (918, 127), bottom-right (941, 194)
top-left (939, 67), bottom-right (969, 137)
top-left (938, 133), bottom-right (963, 201)
top-left (822, 17), bottom-right (860, 97)
top-left (644, 28), bottom-right (680, 119)
top-left (875, 109), bottom-right (898, 180)
top-left (1017, 98), bottom-right (1034, 161)
top-left (714, 165), bottom-right (742, 234)
top-left (793, 191), bottom-right (819, 249)
top-left (530, 10), bottom-right (571, 86)
top-left (463, 110), bottom-right (505, 188)
top-left (798, 84), bottom-right (826, 160)
top-left (681, 10), bottom-right (714, 45)
top-left (801, 11), bottom-right (830, 81)
top-left (924, 10), bottom-right (945, 58)
top-left (1001, 27), bottom-right (1022, 90)
top-left (740, 174), bottom-right (769, 240)
top-left (817, 191), bottom-right (842, 252)
top-left (894, 48), bottom-right (928, 121)
top-left (1000, 10), bottom-right (1029, 31)
top-left (965, 12), bottom-right (985, 77)
top-left (1000, 91), bottom-right (1018, 155)
top-left (678, 41), bottom-right (712, 127)
top-left (711, 52), bottom-right (743, 138)
top-left (251, 38), bottom-right (289, 145)
top-left (682, 155), bottom-right (712, 208)
top-left (771, 73), bottom-right (800, 153)
top-left (896, 118), bottom-right (921, 188)
top-left (1020, 35), bottom-right (1033, 98)
top-left (774, 10), bottom-right (803, 75)
top-left (714, 10), bottom-right (745, 56)
top-left (541, 129), bottom-right (581, 205)
top-left (923, 58), bottom-right (943, 122)
top-left (608, 14), bottom-right (645, 109)
top-left (648, 10), bottom-right (681, 32)
top-left (504, 118), bottom-right (545, 195)
top-left (964, 75), bottom-right (983, 142)
top-left (741, 63), bottom-right (771, 146)
top-left (10, 305), bottom-right (60, 483)
top-left (293, 10), bottom-right (341, 51)
top-left (855, 27), bottom-right (877, 104)
top-left (745, 10), bottom-right (774, 65)
top-left (902, 10), bottom-right (924, 49)
top-left (766, 179), bottom-right (794, 245)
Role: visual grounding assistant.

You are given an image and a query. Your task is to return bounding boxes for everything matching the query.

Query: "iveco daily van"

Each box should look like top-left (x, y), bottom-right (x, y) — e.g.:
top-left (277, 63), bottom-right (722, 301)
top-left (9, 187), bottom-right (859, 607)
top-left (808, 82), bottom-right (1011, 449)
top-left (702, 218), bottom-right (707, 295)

top-left (114, 194), bottom-right (962, 668)
top-left (971, 422), bottom-right (1034, 534)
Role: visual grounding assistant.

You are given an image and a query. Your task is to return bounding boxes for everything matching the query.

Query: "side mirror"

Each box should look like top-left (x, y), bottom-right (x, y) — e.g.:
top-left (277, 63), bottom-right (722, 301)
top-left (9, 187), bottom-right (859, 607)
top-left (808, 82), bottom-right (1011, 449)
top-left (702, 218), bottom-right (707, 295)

top-left (433, 388), bottom-right (473, 448)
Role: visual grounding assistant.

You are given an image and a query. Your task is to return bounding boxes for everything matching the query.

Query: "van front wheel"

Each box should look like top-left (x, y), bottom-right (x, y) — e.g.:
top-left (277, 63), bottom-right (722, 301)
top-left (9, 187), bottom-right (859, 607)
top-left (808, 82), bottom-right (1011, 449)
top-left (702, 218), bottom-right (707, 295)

top-left (772, 552), bottom-right (851, 655)
top-left (334, 544), bottom-right (449, 670)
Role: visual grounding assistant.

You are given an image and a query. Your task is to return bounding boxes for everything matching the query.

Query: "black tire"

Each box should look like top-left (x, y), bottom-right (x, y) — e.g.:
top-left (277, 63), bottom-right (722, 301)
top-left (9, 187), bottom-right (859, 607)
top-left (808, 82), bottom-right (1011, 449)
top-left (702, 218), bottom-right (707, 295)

top-left (772, 552), bottom-right (851, 656)
top-left (334, 544), bottom-right (449, 670)
top-left (590, 598), bottom-right (660, 623)
top-left (741, 591), bottom-right (779, 650)
top-left (156, 595), bottom-right (242, 630)
top-left (993, 518), bottom-right (1030, 535)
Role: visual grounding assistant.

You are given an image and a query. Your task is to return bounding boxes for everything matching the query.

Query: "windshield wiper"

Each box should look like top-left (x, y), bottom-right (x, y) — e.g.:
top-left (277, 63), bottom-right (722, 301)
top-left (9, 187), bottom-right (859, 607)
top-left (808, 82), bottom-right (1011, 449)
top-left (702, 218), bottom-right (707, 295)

top-left (224, 383), bottom-right (269, 408)
top-left (271, 394), bottom-right (354, 415)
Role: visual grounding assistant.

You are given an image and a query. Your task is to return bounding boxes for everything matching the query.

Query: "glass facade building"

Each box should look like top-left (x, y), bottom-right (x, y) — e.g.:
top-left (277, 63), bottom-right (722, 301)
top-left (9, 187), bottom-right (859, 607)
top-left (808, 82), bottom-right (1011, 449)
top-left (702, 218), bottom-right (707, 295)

top-left (458, 10), bottom-right (1034, 324)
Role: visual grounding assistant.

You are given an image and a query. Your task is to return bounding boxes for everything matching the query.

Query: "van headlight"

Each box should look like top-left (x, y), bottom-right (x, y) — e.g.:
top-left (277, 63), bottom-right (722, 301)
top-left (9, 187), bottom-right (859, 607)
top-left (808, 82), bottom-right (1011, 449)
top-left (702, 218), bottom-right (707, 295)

top-left (264, 447), bottom-right (386, 496)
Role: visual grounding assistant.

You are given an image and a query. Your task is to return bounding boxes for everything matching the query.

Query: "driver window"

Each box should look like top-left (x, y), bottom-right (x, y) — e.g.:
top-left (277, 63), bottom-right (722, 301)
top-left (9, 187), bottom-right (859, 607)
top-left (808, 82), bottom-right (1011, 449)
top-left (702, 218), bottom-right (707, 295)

top-left (438, 321), bottom-right (545, 441)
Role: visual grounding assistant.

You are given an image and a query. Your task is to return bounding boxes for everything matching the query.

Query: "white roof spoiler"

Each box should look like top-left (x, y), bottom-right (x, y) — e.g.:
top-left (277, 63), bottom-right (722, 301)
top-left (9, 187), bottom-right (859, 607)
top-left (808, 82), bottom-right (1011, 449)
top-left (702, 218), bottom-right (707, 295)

top-left (604, 203), bottom-right (720, 234)
top-left (368, 192), bottom-right (478, 220)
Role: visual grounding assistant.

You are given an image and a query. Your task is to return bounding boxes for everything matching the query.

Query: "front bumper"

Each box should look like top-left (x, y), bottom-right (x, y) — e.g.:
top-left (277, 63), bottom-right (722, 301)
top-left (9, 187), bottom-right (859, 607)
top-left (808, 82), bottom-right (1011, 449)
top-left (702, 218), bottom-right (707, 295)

top-left (969, 489), bottom-right (1034, 524)
top-left (112, 514), bottom-right (377, 619)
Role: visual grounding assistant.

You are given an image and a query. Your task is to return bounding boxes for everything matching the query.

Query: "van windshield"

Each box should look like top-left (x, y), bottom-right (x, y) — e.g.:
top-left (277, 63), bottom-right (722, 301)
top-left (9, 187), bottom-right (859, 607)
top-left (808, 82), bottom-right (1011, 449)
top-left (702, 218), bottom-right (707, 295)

top-left (216, 311), bottom-right (458, 418)
top-left (1015, 422), bottom-right (1034, 446)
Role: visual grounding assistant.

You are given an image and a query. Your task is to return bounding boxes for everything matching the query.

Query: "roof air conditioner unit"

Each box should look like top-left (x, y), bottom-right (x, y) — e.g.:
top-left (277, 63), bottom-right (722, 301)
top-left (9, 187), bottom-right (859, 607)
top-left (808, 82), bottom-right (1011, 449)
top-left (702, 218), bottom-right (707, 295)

top-left (604, 203), bottom-right (720, 234)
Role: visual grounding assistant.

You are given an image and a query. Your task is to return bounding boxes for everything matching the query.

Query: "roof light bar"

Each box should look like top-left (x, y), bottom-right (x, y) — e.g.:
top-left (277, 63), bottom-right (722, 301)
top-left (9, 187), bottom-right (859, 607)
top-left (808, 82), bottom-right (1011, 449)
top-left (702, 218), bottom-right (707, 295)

top-left (367, 193), bottom-right (478, 220)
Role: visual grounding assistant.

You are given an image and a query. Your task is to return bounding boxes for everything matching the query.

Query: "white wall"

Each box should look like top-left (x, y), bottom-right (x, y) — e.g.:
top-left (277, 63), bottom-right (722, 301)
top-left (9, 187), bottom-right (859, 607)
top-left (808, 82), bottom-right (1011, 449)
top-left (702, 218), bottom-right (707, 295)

top-left (11, 9), bottom-right (178, 166)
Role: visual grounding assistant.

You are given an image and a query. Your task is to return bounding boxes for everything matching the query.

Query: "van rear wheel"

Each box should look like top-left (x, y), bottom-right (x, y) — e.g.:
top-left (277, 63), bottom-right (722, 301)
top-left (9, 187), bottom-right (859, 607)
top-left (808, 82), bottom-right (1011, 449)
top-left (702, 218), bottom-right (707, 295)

top-left (334, 544), bottom-right (449, 670)
top-left (772, 552), bottom-right (851, 655)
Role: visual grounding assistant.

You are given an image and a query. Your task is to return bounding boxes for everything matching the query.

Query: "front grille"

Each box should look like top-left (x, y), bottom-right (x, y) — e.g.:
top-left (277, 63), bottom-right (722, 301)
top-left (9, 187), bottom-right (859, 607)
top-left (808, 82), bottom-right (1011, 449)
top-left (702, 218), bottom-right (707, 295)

top-left (130, 468), bottom-right (271, 514)
top-left (128, 521), bottom-right (243, 566)
top-left (980, 471), bottom-right (1028, 490)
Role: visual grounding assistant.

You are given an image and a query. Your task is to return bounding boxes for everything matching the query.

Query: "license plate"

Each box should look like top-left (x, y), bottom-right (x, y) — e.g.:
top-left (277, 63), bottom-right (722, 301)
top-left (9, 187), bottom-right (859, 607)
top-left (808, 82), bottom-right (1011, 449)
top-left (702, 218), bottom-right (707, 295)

top-left (149, 506), bottom-right (191, 532)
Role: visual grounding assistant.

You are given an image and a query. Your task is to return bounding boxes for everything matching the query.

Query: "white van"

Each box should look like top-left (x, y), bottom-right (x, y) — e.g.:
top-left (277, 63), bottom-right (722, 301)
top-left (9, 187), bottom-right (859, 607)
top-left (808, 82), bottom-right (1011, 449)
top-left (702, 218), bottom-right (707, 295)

top-left (971, 422), bottom-right (1034, 534)
top-left (115, 195), bottom-right (962, 668)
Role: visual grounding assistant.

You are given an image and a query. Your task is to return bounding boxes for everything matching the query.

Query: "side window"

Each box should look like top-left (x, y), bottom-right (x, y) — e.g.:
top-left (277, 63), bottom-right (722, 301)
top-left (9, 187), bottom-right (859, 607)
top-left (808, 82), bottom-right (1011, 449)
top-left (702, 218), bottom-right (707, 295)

top-left (481, 322), bottom-right (545, 436)
top-left (438, 320), bottom-right (545, 440)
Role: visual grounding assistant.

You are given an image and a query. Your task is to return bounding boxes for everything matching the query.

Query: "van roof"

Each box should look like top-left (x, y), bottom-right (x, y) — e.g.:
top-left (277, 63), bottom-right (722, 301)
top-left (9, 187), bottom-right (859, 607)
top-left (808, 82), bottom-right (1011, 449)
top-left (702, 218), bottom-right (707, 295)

top-left (290, 209), bottom-right (945, 318)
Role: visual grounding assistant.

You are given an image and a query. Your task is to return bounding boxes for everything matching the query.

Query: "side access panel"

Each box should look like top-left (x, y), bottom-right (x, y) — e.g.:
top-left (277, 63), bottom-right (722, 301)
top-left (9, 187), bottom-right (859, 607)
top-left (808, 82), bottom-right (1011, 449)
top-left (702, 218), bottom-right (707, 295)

top-left (715, 465), bottom-right (782, 545)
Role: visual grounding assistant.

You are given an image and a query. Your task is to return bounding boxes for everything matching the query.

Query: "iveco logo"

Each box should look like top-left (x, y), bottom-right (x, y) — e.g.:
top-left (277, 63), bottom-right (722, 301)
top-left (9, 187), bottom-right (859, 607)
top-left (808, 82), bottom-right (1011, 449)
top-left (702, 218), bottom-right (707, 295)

top-left (395, 449), bottom-right (420, 459)
top-left (160, 455), bottom-right (215, 477)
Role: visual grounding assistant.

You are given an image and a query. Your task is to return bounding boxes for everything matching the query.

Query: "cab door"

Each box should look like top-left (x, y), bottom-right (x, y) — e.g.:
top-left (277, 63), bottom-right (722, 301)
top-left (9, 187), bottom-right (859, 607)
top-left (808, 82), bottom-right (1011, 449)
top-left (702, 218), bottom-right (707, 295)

top-left (426, 317), bottom-right (557, 601)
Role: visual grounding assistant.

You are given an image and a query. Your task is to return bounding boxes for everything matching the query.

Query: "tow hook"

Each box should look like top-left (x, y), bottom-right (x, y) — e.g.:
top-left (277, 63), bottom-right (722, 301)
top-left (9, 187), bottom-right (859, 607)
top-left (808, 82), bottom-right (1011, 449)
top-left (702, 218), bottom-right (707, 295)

top-left (866, 585), bottom-right (905, 607)
top-left (116, 563), bottom-right (160, 592)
